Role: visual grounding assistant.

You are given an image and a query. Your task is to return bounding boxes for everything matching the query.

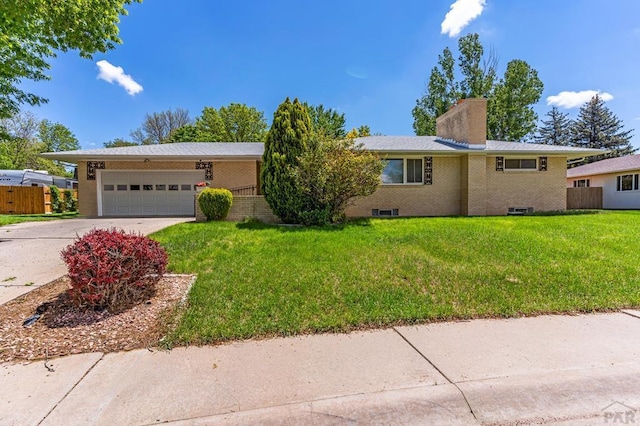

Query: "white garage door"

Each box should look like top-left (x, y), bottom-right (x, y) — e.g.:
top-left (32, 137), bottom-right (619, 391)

top-left (100, 171), bottom-right (202, 216)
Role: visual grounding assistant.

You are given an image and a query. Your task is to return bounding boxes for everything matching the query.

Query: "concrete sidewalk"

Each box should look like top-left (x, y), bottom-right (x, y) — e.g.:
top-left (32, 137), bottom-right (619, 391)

top-left (2, 311), bottom-right (640, 425)
top-left (0, 217), bottom-right (192, 304)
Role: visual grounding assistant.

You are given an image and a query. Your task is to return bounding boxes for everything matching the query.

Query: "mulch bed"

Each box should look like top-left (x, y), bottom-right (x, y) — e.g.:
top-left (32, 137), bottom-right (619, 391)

top-left (0, 274), bottom-right (194, 364)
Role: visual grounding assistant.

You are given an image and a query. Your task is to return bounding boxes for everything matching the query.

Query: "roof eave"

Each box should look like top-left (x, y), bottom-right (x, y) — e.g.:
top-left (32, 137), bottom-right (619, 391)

top-left (40, 153), bottom-right (263, 163)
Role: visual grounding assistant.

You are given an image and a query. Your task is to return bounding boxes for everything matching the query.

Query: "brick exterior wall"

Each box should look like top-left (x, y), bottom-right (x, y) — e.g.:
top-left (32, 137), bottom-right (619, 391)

top-left (78, 160), bottom-right (259, 216)
top-left (485, 156), bottom-right (567, 215)
top-left (436, 98), bottom-right (487, 146)
top-left (346, 155), bottom-right (567, 218)
top-left (195, 195), bottom-right (280, 223)
top-left (77, 152), bottom-right (567, 219)
top-left (462, 155), bottom-right (487, 216)
top-left (345, 156), bottom-right (462, 217)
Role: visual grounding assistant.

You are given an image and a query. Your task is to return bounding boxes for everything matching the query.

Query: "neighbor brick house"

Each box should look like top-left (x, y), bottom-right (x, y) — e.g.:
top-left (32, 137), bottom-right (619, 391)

top-left (43, 98), bottom-right (603, 220)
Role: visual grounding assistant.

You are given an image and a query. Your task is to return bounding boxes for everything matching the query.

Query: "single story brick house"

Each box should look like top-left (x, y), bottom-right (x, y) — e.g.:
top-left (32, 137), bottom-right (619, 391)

top-left (43, 99), bottom-right (602, 220)
top-left (567, 155), bottom-right (640, 209)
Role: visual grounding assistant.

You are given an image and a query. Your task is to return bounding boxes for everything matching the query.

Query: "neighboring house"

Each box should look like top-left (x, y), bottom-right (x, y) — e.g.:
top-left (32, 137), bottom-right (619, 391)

top-left (42, 98), bottom-right (603, 219)
top-left (0, 169), bottom-right (76, 189)
top-left (567, 155), bottom-right (640, 209)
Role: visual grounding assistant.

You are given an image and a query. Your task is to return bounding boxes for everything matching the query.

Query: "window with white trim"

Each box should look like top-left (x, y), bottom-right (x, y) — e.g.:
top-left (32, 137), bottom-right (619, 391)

top-left (381, 158), bottom-right (423, 184)
top-left (504, 158), bottom-right (537, 170)
top-left (573, 179), bottom-right (590, 188)
top-left (617, 174), bottom-right (639, 192)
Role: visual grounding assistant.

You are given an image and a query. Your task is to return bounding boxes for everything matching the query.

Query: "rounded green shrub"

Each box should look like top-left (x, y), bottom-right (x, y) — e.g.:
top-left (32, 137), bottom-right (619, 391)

top-left (198, 188), bottom-right (233, 221)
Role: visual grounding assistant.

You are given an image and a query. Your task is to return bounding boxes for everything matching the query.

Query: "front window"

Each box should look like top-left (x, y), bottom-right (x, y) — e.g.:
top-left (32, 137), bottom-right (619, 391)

top-left (406, 159), bottom-right (423, 183)
top-left (381, 159), bottom-right (404, 184)
top-left (617, 174), bottom-right (639, 192)
top-left (505, 158), bottom-right (537, 170)
top-left (381, 158), bottom-right (423, 184)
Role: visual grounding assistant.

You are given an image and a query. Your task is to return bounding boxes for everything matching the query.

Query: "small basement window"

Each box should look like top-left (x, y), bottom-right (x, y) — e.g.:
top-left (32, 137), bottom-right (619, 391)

top-left (372, 209), bottom-right (399, 217)
top-left (504, 158), bottom-right (537, 170)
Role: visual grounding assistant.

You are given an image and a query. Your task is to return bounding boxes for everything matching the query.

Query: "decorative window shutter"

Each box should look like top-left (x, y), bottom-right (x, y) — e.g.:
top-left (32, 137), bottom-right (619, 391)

top-left (539, 157), bottom-right (548, 171)
top-left (196, 161), bottom-right (213, 180)
top-left (424, 157), bottom-right (433, 185)
top-left (87, 161), bottom-right (105, 180)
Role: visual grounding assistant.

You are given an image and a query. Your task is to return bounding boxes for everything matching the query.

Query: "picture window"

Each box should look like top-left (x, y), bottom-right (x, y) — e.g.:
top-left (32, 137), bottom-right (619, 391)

top-left (381, 158), bottom-right (423, 184)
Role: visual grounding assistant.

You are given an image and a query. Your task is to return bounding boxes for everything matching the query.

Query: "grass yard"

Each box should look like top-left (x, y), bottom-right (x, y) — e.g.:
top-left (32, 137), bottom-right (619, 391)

top-left (0, 212), bottom-right (79, 227)
top-left (152, 211), bottom-right (640, 345)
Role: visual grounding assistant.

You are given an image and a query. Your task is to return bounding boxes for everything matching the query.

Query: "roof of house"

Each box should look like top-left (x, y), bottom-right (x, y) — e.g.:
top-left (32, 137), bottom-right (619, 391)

top-left (41, 142), bottom-right (265, 162)
top-left (41, 138), bottom-right (605, 163)
top-left (567, 155), bottom-right (640, 178)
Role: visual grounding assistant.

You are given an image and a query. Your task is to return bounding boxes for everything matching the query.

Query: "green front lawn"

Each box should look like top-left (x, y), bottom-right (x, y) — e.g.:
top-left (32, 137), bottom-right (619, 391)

top-left (152, 211), bottom-right (640, 345)
top-left (0, 212), bottom-right (79, 227)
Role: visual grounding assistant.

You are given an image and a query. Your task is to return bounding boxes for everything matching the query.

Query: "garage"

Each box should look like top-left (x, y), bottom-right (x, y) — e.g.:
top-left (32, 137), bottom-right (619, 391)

top-left (99, 171), bottom-right (202, 216)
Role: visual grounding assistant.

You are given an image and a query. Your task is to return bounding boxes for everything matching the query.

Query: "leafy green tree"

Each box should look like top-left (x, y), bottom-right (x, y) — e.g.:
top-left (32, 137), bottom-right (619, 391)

top-left (346, 125), bottom-right (372, 138)
top-left (534, 107), bottom-right (573, 145)
top-left (194, 107), bottom-right (225, 141)
top-left (39, 119), bottom-right (80, 152)
top-left (0, 111), bottom-right (67, 174)
top-left (303, 103), bottom-right (346, 139)
top-left (0, 0), bottom-right (140, 119)
top-left (488, 60), bottom-right (543, 141)
top-left (570, 95), bottom-right (636, 165)
top-left (167, 124), bottom-right (202, 142)
top-left (412, 47), bottom-right (460, 136)
top-left (193, 103), bottom-right (268, 142)
top-left (412, 33), bottom-right (542, 141)
top-left (261, 98), bottom-right (311, 223)
top-left (218, 103), bottom-right (268, 142)
top-left (131, 108), bottom-right (191, 144)
top-left (104, 138), bottom-right (139, 148)
top-left (292, 137), bottom-right (383, 225)
top-left (458, 33), bottom-right (497, 99)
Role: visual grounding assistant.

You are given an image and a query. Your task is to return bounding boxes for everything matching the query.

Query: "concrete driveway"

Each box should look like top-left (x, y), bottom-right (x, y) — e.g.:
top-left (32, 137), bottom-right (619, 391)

top-left (0, 217), bottom-right (193, 304)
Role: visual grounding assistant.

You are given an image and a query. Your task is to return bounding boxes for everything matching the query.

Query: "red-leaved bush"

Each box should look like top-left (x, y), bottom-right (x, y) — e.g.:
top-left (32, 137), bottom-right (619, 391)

top-left (61, 228), bottom-right (168, 312)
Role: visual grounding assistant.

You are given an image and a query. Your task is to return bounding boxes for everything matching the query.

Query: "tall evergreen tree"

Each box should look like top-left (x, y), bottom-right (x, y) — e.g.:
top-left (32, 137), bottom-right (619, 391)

top-left (261, 98), bottom-right (312, 223)
top-left (534, 107), bottom-right (573, 145)
top-left (570, 95), bottom-right (635, 165)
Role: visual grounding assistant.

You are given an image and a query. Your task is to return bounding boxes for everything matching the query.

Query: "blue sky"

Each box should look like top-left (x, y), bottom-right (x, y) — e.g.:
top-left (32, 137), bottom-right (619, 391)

top-left (20, 0), bottom-right (640, 149)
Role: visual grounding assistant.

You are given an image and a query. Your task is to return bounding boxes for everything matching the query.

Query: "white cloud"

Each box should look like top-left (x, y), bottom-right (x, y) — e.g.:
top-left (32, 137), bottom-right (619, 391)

top-left (546, 90), bottom-right (614, 109)
top-left (441, 0), bottom-right (486, 38)
top-left (96, 60), bottom-right (143, 96)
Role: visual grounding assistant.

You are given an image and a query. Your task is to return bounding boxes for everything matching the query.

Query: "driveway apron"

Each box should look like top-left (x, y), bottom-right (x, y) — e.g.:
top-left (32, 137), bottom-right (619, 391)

top-left (0, 217), bottom-right (192, 304)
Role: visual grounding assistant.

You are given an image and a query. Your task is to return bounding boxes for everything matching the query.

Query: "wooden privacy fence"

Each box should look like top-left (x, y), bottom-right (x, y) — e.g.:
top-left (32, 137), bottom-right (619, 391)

top-left (567, 187), bottom-right (603, 210)
top-left (0, 186), bottom-right (78, 214)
